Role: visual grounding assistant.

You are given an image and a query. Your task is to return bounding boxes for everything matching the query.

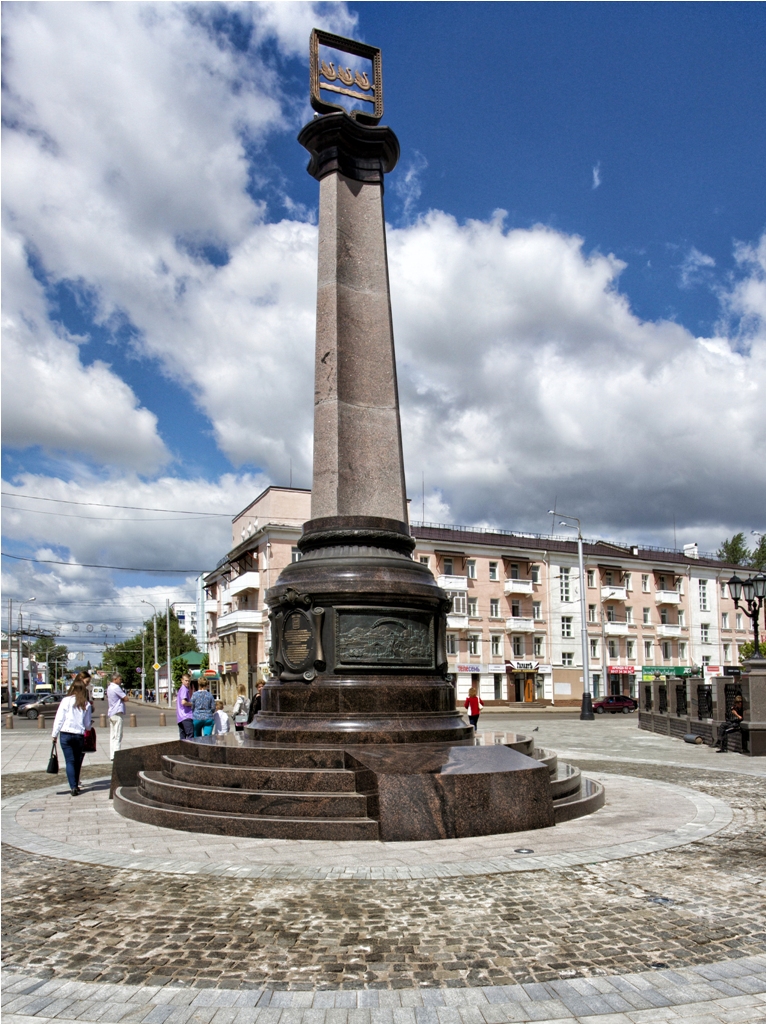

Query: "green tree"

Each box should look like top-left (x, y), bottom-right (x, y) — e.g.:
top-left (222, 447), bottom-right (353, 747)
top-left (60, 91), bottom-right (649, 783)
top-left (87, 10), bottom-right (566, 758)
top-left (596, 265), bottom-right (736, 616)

top-left (31, 636), bottom-right (69, 682)
top-left (717, 533), bottom-right (751, 566)
top-left (750, 534), bottom-right (766, 571)
top-left (200, 653), bottom-right (209, 672)
top-left (104, 610), bottom-right (198, 690)
top-left (738, 639), bottom-right (763, 662)
top-left (172, 656), bottom-right (190, 685)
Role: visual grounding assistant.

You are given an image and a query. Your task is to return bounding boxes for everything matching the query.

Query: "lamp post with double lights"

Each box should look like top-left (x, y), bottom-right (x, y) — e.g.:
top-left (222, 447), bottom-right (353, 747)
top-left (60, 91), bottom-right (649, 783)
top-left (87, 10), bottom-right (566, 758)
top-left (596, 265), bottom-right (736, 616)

top-left (548, 512), bottom-right (593, 720)
top-left (141, 599), bottom-right (159, 702)
top-left (728, 572), bottom-right (766, 660)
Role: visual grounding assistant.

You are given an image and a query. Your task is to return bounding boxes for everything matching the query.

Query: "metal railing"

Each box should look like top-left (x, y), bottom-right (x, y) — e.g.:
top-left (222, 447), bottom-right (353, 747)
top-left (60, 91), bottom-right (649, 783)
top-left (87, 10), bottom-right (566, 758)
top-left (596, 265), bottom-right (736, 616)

top-left (675, 683), bottom-right (688, 717)
top-left (697, 684), bottom-right (713, 720)
top-left (644, 684), bottom-right (653, 711)
top-left (658, 685), bottom-right (668, 714)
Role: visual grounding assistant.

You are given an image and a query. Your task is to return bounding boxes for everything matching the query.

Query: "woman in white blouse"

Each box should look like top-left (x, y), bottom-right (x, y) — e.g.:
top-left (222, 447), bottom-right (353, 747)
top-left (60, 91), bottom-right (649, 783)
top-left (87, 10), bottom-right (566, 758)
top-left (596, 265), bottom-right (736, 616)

top-left (52, 676), bottom-right (92, 796)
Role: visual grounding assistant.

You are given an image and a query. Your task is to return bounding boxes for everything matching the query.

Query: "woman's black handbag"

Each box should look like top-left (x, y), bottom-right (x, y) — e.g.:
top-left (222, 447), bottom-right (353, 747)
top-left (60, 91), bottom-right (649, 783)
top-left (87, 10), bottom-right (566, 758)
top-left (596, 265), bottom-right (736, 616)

top-left (46, 741), bottom-right (59, 775)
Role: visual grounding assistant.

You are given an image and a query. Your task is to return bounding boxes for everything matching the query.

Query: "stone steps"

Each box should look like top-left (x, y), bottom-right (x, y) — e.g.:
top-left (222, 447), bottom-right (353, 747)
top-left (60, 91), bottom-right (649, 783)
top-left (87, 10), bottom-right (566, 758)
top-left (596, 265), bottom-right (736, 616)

top-left (188, 742), bottom-right (347, 769)
top-left (114, 785), bottom-right (380, 840)
top-left (162, 753), bottom-right (360, 792)
top-left (552, 776), bottom-right (605, 823)
top-left (138, 770), bottom-right (374, 818)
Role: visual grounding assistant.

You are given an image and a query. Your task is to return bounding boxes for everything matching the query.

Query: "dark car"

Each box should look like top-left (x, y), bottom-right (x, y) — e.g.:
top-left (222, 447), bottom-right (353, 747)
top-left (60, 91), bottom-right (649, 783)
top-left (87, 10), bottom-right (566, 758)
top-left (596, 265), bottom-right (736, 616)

top-left (11, 692), bottom-right (45, 714)
top-left (593, 694), bottom-right (639, 714)
top-left (20, 692), bottom-right (66, 720)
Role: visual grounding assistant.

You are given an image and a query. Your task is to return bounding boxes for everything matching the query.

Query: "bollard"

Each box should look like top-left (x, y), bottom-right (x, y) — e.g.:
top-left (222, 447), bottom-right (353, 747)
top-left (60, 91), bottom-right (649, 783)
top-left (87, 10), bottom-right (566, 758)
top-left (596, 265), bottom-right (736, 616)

top-left (99, 713), bottom-right (107, 728)
top-left (37, 713), bottom-right (46, 729)
top-left (159, 712), bottom-right (166, 727)
top-left (6, 714), bottom-right (14, 729)
top-left (129, 713), bottom-right (137, 728)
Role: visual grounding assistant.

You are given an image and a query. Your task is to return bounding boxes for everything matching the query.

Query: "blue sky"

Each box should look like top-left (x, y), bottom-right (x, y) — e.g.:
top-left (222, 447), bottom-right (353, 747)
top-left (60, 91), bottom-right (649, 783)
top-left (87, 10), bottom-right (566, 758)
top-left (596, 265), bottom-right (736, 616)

top-left (2, 2), bottom-right (765, 655)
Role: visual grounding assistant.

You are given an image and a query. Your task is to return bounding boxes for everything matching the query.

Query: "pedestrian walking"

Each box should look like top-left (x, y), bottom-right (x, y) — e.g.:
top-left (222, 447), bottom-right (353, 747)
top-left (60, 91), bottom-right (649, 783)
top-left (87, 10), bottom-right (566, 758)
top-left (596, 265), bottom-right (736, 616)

top-left (212, 700), bottom-right (231, 734)
top-left (107, 673), bottom-right (128, 761)
top-left (51, 675), bottom-right (92, 796)
top-left (231, 684), bottom-right (250, 731)
top-left (464, 687), bottom-right (484, 731)
top-left (190, 678), bottom-right (216, 737)
top-left (176, 672), bottom-right (194, 739)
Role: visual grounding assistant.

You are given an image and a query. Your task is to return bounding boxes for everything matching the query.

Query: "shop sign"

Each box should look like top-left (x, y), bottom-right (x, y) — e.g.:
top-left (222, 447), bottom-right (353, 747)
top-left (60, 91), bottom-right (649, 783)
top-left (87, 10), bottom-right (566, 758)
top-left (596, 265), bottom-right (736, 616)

top-left (607, 665), bottom-right (635, 675)
top-left (723, 666), bottom-right (742, 677)
top-left (641, 665), bottom-right (690, 679)
top-left (224, 662), bottom-right (239, 674)
top-left (456, 663), bottom-right (486, 674)
top-left (703, 664), bottom-right (722, 676)
top-left (508, 660), bottom-right (539, 672)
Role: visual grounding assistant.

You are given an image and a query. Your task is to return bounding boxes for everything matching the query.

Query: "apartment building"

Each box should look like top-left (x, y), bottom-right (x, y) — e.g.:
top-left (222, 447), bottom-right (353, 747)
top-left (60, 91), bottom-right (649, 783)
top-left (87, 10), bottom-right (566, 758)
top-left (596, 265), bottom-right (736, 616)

top-left (203, 487), bottom-right (750, 706)
top-left (171, 602), bottom-right (200, 645)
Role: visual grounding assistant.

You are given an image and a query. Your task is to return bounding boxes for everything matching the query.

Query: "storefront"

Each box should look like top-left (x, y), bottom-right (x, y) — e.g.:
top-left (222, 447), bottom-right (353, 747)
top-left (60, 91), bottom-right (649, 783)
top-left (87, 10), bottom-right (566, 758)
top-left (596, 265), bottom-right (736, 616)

top-left (506, 661), bottom-right (550, 702)
top-left (607, 664), bottom-right (636, 697)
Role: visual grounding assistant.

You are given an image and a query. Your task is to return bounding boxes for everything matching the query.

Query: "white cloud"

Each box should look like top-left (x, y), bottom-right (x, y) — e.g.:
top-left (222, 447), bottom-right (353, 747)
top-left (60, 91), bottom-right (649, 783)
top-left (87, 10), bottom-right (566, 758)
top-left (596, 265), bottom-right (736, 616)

top-left (392, 152), bottom-right (429, 224)
top-left (592, 162), bottom-right (601, 189)
top-left (679, 246), bottom-right (716, 288)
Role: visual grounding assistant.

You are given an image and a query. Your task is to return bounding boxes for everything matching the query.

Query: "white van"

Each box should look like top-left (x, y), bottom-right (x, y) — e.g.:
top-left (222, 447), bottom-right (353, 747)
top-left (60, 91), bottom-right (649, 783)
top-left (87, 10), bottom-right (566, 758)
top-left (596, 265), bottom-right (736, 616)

top-left (92, 685), bottom-right (105, 700)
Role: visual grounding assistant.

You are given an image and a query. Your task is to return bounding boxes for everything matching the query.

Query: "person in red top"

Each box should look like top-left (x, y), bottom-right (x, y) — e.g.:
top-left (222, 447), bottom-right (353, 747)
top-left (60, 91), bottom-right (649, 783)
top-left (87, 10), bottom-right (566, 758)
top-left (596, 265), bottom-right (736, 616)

top-left (464, 687), bottom-right (484, 731)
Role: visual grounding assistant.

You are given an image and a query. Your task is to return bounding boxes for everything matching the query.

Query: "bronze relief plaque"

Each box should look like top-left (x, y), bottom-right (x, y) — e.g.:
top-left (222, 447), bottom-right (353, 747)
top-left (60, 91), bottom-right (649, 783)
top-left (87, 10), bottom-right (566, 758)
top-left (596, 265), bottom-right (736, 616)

top-left (282, 609), bottom-right (315, 672)
top-left (335, 607), bottom-right (434, 670)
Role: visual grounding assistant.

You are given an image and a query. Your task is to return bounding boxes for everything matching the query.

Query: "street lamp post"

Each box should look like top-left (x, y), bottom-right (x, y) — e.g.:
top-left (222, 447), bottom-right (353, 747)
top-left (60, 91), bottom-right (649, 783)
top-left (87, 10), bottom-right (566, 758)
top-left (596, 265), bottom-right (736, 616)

top-left (728, 572), bottom-right (766, 660)
top-left (141, 600), bottom-right (158, 703)
top-left (549, 513), bottom-right (593, 720)
top-left (17, 597), bottom-right (36, 693)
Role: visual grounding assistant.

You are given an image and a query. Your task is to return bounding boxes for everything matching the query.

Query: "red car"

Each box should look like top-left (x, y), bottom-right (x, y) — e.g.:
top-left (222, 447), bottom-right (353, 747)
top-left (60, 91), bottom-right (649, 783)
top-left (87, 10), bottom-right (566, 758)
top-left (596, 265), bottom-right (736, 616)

top-left (593, 694), bottom-right (638, 714)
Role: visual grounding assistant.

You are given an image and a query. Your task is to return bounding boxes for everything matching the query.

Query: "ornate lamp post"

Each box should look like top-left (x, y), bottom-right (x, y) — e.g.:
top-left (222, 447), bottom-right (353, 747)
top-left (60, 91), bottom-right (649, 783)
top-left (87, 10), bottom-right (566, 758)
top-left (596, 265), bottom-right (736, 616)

top-left (728, 572), bottom-right (766, 658)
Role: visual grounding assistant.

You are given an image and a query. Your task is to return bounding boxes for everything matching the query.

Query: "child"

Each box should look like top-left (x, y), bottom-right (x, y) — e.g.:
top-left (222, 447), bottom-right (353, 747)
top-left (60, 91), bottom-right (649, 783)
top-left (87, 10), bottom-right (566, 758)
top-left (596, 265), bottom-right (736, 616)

top-left (212, 700), bottom-right (231, 735)
top-left (464, 687), bottom-right (484, 731)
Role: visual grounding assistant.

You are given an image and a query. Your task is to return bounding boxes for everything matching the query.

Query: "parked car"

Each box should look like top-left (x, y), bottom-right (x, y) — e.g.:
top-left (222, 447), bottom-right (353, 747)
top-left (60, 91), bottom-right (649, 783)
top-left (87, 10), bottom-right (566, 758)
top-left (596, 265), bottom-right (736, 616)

top-left (11, 693), bottom-right (42, 715)
top-left (593, 694), bottom-right (639, 714)
top-left (21, 692), bottom-right (67, 720)
top-left (91, 685), bottom-right (105, 700)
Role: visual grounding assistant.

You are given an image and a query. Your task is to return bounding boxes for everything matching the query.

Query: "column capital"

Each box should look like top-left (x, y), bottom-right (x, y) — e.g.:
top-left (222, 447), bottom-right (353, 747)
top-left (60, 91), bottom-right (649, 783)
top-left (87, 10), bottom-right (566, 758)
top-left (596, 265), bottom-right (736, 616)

top-left (298, 112), bottom-right (399, 183)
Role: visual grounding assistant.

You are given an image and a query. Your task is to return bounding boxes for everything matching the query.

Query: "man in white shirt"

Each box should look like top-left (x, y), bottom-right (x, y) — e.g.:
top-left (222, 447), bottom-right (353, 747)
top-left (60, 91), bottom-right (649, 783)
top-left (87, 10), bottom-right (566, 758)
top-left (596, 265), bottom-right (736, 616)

top-left (107, 674), bottom-right (128, 761)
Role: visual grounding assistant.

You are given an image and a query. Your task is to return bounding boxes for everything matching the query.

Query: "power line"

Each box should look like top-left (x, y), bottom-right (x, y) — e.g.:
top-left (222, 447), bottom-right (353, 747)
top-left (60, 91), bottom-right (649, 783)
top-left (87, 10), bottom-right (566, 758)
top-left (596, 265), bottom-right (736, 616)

top-left (3, 504), bottom-right (227, 522)
top-left (1, 491), bottom-right (233, 516)
top-left (2, 553), bottom-right (207, 574)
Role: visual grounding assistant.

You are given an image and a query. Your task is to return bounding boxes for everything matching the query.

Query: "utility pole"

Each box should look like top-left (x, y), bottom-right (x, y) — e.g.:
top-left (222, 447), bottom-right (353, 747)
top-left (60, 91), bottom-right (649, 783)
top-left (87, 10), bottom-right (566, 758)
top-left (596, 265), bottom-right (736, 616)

top-left (6, 597), bottom-right (12, 707)
top-left (142, 600), bottom-right (158, 702)
top-left (549, 512), bottom-right (593, 720)
top-left (141, 629), bottom-right (146, 703)
top-left (166, 599), bottom-right (172, 707)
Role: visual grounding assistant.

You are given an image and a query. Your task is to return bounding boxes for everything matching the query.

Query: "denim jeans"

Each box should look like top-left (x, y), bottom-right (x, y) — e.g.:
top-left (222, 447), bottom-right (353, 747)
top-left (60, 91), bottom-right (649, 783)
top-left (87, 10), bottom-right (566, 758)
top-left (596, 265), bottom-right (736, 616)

top-left (178, 718), bottom-right (194, 740)
top-left (59, 732), bottom-right (85, 790)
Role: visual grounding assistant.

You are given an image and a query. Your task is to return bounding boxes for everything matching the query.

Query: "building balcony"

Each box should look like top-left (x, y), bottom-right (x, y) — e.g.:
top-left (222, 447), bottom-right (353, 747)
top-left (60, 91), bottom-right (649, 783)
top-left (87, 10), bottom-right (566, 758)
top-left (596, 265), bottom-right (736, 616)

top-left (438, 575), bottom-right (468, 590)
top-left (506, 617), bottom-right (535, 633)
top-left (204, 599), bottom-right (218, 613)
top-left (601, 586), bottom-right (627, 601)
top-left (657, 623), bottom-right (682, 637)
top-left (655, 590), bottom-right (681, 605)
top-left (216, 609), bottom-right (265, 635)
top-left (229, 571), bottom-right (260, 596)
top-left (604, 620), bottom-right (631, 637)
top-left (504, 579), bottom-right (534, 595)
top-left (446, 613), bottom-right (469, 630)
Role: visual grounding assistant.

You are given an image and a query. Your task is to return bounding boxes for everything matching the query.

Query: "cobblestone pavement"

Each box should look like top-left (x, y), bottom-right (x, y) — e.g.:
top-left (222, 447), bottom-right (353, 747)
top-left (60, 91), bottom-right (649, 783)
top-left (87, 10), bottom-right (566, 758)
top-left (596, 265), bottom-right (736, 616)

top-left (3, 720), bottom-right (765, 1022)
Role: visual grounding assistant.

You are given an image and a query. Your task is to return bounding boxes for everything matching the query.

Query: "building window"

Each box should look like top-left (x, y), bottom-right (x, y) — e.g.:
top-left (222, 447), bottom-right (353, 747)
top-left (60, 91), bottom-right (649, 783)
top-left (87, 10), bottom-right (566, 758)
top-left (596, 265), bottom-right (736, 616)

top-left (608, 639), bottom-right (618, 659)
top-left (644, 640), bottom-right (653, 660)
top-left (643, 607), bottom-right (651, 625)
top-left (468, 597), bottom-right (479, 617)
top-left (467, 559), bottom-right (477, 579)
top-left (662, 641), bottom-right (671, 660)
top-left (700, 623), bottom-right (710, 643)
top-left (626, 639), bottom-right (635, 660)
top-left (561, 616), bottom-right (573, 638)
top-left (530, 564), bottom-right (539, 583)
top-left (660, 608), bottom-right (669, 625)
top-left (679, 641), bottom-right (687, 660)
top-left (532, 601), bottom-right (542, 620)
top-left (676, 577), bottom-right (684, 594)
top-left (678, 609), bottom-right (685, 627)
top-left (510, 563), bottom-right (520, 580)
top-left (721, 612), bottom-right (729, 629)
top-left (590, 638), bottom-right (599, 659)
top-left (468, 634), bottom-right (480, 656)
top-left (446, 633), bottom-right (457, 655)
top-left (658, 575), bottom-right (667, 591)
top-left (702, 655), bottom-right (711, 667)
top-left (624, 573), bottom-right (632, 591)
top-left (534, 636), bottom-right (544, 657)
top-left (489, 561), bottom-right (498, 581)
top-left (419, 555), bottom-right (430, 566)
top-left (491, 634), bottom-right (502, 657)
top-left (512, 600), bottom-right (523, 618)
top-left (512, 635), bottom-right (524, 657)
top-left (642, 574), bottom-right (650, 593)
top-left (699, 580), bottom-right (708, 611)
top-left (443, 557), bottom-right (454, 575)
top-left (560, 568), bottom-right (571, 602)
top-left (291, 547), bottom-right (302, 562)
top-left (606, 605), bottom-right (616, 622)
top-left (626, 606), bottom-right (633, 624)
top-left (562, 652), bottom-right (574, 667)
top-left (450, 592), bottom-right (466, 615)
top-left (494, 674), bottom-right (504, 700)
top-left (720, 581), bottom-right (728, 598)
top-left (588, 604), bottom-right (597, 623)
top-left (490, 598), bottom-right (500, 618)
top-left (605, 570), bottom-right (613, 586)
top-left (587, 570), bottom-right (595, 588)
top-left (736, 613), bottom-right (743, 630)
top-left (723, 643), bottom-right (731, 663)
